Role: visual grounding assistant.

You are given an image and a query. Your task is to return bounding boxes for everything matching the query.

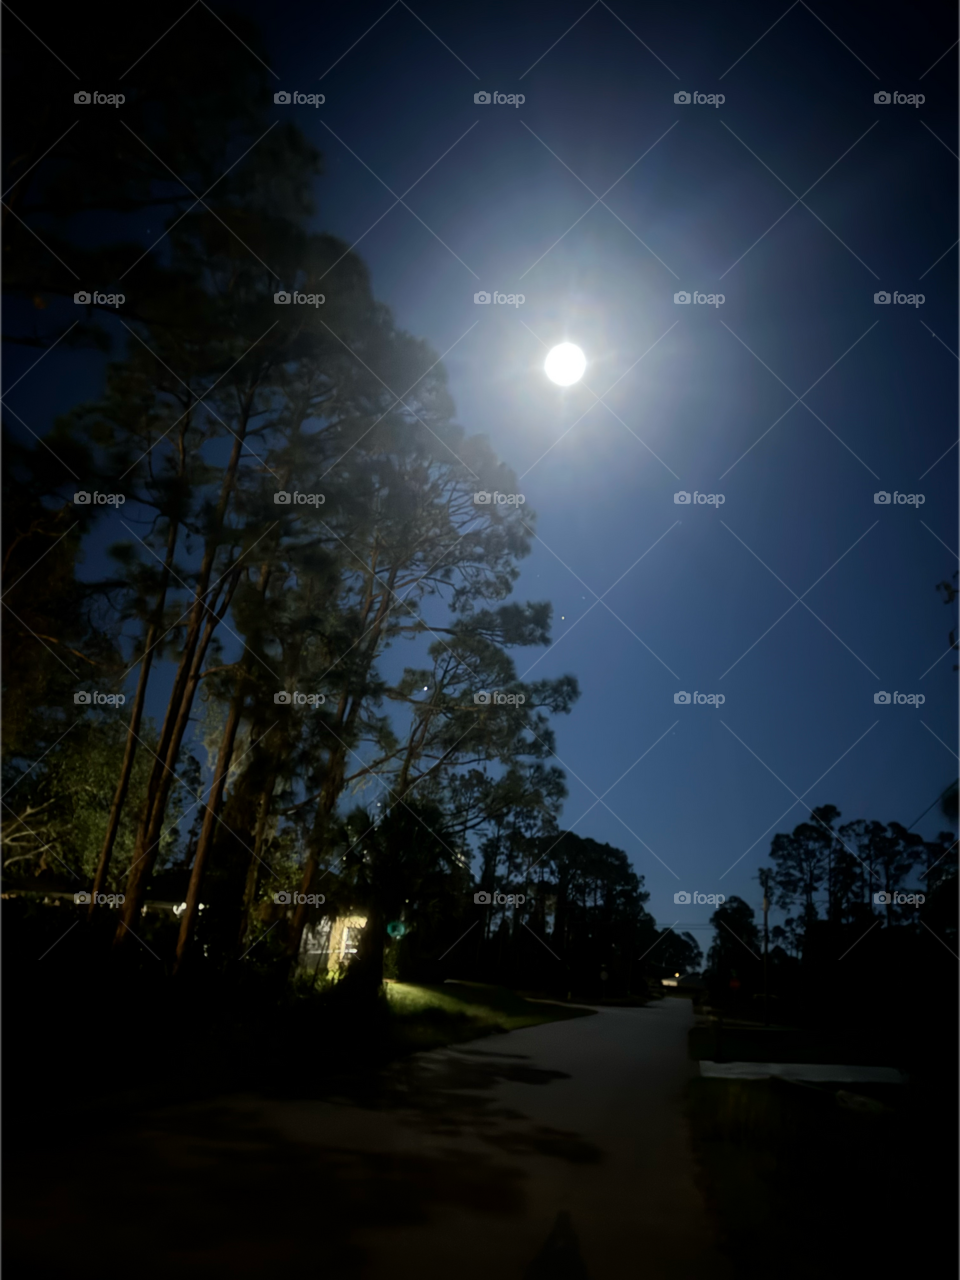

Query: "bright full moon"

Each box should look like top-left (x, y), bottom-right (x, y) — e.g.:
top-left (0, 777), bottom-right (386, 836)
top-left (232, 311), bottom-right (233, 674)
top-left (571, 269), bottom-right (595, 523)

top-left (544, 343), bottom-right (586, 386)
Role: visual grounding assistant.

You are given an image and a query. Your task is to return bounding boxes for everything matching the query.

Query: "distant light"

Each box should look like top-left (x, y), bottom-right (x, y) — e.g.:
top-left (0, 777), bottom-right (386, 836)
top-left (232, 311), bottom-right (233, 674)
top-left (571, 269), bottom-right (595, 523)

top-left (545, 343), bottom-right (586, 386)
top-left (675, 972), bottom-right (680, 977)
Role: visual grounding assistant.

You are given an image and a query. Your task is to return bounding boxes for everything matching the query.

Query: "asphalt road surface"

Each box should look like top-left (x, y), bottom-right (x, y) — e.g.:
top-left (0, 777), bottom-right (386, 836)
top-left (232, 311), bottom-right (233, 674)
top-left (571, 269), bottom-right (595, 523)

top-left (10, 997), bottom-right (730, 1279)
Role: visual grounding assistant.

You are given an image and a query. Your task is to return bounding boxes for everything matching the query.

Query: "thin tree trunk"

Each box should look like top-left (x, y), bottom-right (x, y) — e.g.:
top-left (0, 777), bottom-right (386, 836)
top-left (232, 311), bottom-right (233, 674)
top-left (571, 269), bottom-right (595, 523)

top-left (237, 771), bottom-right (277, 953)
top-left (89, 519), bottom-right (178, 914)
top-left (115, 410), bottom-right (251, 948)
top-left (173, 686), bottom-right (244, 973)
top-left (285, 557), bottom-right (399, 962)
top-left (116, 569), bottom-right (240, 946)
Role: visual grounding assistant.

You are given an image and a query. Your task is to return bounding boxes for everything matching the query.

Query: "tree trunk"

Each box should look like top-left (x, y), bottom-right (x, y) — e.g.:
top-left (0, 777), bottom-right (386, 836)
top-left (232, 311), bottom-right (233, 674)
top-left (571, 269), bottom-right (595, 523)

top-left (237, 771), bottom-right (277, 954)
top-left (115, 415), bottom-right (250, 949)
top-left (116, 569), bottom-right (240, 947)
top-left (173, 686), bottom-right (244, 973)
top-left (285, 558), bottom-right (400, 963)
top-left (89, 519), bottom-right (178, 915)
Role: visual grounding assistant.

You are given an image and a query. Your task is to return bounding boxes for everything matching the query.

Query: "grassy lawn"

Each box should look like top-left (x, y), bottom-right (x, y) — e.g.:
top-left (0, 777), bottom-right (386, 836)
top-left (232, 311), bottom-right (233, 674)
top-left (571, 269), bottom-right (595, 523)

top-left (384, 980), bottom-right (595, 1053)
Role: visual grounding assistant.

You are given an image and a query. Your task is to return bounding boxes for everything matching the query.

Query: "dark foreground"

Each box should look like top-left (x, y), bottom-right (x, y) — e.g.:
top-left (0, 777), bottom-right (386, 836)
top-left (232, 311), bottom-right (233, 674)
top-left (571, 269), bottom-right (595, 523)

top-left (6, 997), bottom-right (728, 1279)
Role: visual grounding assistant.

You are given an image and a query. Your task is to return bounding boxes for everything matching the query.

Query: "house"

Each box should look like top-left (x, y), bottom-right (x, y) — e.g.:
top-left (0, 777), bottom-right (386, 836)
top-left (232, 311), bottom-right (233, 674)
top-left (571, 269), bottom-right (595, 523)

top-left (661, 971), bottom-right (706, 992)
top-left (300, 914), bottom-right (367, 975)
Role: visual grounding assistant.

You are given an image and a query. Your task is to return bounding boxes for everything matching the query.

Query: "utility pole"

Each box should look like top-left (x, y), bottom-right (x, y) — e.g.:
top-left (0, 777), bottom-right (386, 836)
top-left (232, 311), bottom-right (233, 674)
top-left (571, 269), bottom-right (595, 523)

top-left (759, 869), bottom-right (771, 1026)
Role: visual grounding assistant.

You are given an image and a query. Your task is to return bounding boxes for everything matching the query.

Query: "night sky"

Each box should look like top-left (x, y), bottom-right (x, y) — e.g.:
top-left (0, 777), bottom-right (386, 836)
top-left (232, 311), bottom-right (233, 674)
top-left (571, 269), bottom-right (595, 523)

top-left (6, 0), bottom-right (957, 940)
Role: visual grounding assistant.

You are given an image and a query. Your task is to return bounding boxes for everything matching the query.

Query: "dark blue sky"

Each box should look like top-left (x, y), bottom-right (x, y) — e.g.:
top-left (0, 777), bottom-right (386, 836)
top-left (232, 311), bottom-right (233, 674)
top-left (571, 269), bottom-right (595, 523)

top-left (6, 0), bottom-right (957, 938)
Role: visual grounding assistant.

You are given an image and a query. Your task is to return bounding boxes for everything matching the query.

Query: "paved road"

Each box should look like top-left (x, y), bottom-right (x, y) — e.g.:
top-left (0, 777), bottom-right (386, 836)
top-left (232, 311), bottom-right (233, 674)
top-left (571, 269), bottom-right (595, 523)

top-left (10, 997), bottom-right (730, 1279)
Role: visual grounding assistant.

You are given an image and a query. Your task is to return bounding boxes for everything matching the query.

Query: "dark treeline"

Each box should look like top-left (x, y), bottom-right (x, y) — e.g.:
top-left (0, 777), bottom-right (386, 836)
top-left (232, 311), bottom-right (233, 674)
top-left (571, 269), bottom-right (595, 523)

top-left (702, 797), bottom-right (958, 1079)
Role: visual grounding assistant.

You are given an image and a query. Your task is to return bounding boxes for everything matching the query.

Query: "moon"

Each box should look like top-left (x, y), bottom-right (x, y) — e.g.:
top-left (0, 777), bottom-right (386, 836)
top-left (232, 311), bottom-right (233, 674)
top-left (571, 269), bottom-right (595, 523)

top-left (544, 343), bottom-right (586, 386)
